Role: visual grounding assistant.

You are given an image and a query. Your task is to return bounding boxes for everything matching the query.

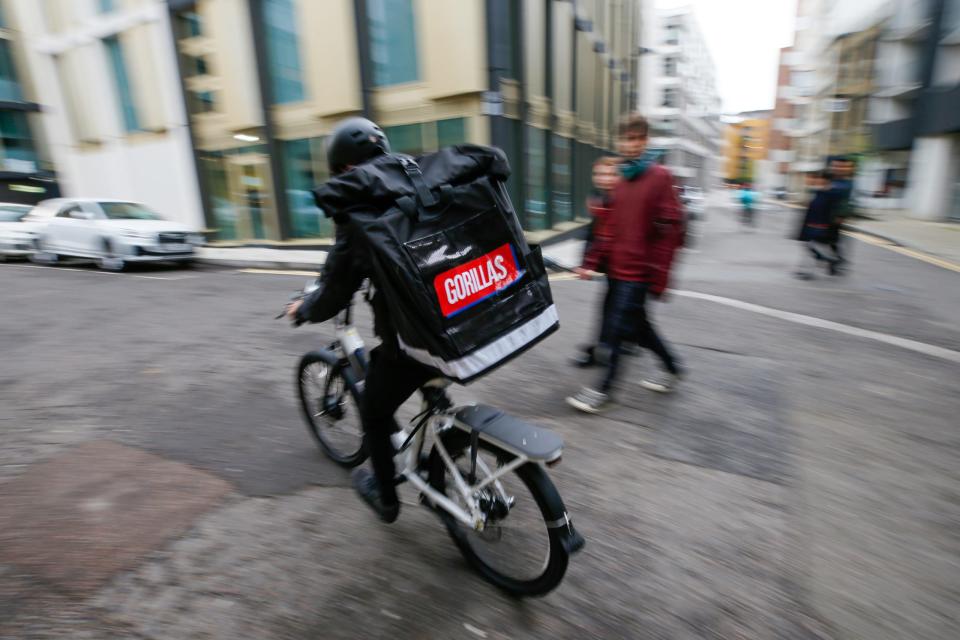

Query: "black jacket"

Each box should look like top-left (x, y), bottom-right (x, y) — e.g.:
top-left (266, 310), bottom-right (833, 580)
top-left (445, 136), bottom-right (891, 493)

top-left (294, 220), bottom-right (398, 353)
top-left (796, 188), bottom-right (837, 242)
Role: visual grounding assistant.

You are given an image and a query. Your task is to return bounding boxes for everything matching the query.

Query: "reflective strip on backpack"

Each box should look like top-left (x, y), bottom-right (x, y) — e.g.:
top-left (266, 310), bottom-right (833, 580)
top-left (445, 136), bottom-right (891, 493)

top-left (397, 304), bottom-right (559, 381)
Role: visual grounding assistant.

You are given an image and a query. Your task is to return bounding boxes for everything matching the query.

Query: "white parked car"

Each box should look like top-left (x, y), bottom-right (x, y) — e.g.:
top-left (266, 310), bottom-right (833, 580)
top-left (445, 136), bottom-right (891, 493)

top-left (0, 203), bottom-right (40, 259)
top-left (32, 199), bottom-right (204, 270)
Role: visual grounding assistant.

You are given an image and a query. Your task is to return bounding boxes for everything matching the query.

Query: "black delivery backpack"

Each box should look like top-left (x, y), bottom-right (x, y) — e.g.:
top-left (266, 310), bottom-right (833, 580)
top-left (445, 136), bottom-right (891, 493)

top-left (313, 144), bottom-right (558, 384)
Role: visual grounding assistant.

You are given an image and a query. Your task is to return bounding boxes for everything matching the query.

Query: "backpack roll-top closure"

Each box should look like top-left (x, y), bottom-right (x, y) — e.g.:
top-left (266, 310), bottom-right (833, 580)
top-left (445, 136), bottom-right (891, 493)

top-left (312, 145), bottom-right (511, 218)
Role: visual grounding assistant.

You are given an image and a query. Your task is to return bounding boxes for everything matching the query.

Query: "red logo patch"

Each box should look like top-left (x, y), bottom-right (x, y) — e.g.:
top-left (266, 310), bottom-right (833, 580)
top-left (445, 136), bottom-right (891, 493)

top-left (434, 244), bottom-right (523, 317)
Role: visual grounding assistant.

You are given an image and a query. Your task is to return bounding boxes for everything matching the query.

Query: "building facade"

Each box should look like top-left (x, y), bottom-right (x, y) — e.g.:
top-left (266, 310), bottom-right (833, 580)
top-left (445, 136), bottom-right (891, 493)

top-left (12, 0), bottom-right (643, 242)
top-left (821, 25), bottom-right (882, 159)
top-left (639, 4), bottom-right (722, 192)
top-left (0, 1), bottom-right (59, 204)
top-left (780, 0), bottom-right (959, 222)
top-left (870, 0), bottom-right (960, 221)
top-left (722, 110), bottom-right (772, 186)
top-left (7, 0), bottom-right (201, 226)
top-left (768, 46), bottom-right (796, 192)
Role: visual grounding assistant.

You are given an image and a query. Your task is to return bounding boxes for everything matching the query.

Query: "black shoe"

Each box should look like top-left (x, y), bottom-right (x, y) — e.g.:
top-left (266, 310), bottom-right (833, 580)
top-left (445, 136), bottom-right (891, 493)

top-left (570, 345), bottom-right (597, 368)
top-left (351, 468), bottom-right (399, 523)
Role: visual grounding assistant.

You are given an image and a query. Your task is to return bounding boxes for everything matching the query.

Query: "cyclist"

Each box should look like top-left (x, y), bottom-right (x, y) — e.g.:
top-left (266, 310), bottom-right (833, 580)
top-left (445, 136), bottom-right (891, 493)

top-left (285, 117), bottom-right (440, 523)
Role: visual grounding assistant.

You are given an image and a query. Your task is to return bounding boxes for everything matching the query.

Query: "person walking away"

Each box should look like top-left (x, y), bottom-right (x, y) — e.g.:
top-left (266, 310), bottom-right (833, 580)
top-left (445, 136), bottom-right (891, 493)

top-left (826, 157), bottom-right (855, 274)
top-left (572, 156), bottom-right (621, 368)
top-left (566, 114), bottom-right (685, 414)
top-left (794, 170), bottom-right (839, 280)
top-left (740, 183), bottom-right (757, 227)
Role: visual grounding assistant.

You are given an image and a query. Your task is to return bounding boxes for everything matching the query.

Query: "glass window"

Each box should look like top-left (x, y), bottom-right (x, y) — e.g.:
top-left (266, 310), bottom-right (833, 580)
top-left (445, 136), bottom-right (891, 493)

top-left (200, 156), bottom-right (236, 240)
top-left (662, 87), bottom-right (678, 108)
top-left (104, 36), bottom-right (141, 132)
top-left (98, 0), bottom-right (116, 12)
top-left (664, 24), bottom-right (679, 45)
top-left (437, 118), bottom-right (466, 148)
top-left (664, 57), bottom-right (677, 77)
top-left (652, 118), bottom-right (672, 136)
top-left (0, 205), bottom-right (32, 221)
top-left (264, 0), bottom-right (305, 103)
top-left (0, 40), bottom-right (22, 101)
top-left (383, 123), bottom-right (423, 155)
top-left (0, 2), bottom-right (6, 28)
top-left (368, 0), bottom-right (419, 86)
top-left (192, 56), bottom-right (209, 76)
top-left (189, 90), bottom-right (216, 113)
top-left (551, 136), bottom-right (572, 223)
top-left (524, 126), bottom-right (548, 230)
top-left (99, 202), bottom-right (162, 220)
top-left (281, 137), bottom-right (333, 239)
top-left (175, 11), bottom-right (203, 39)
top-left (0, 111), bottom-right (37, 165)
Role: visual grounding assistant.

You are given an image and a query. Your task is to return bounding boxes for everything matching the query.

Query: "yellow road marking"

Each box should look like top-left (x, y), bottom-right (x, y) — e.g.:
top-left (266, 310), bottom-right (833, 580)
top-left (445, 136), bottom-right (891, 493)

top-left (843, 231), bottom-right (960, 273)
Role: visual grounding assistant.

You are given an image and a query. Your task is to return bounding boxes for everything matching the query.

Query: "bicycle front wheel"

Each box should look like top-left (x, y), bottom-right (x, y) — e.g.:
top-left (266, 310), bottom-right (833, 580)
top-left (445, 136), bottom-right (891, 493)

top-left (428, 432), bottom-right (569, 596)
top-left (297, 352), bottom-right (366, 467)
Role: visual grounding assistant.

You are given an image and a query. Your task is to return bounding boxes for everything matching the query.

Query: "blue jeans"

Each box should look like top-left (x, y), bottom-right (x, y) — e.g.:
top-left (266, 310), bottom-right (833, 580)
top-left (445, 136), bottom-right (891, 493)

top-left (597, 280), bottom-right (678, 393)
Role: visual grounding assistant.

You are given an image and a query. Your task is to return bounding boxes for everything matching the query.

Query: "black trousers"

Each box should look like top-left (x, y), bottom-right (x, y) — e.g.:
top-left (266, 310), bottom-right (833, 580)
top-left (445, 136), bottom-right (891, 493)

top-left (360, 347), bottom-right (438, 506)
top-left (597, 279), bottom-right (678, 393)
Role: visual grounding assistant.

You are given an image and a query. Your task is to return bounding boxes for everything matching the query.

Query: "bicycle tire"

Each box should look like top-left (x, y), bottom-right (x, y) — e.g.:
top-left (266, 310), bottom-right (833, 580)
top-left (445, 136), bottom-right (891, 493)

top-left (427, 431), bottom-right (570, 597)
top-left (297, 351), bottom-right (367, 467)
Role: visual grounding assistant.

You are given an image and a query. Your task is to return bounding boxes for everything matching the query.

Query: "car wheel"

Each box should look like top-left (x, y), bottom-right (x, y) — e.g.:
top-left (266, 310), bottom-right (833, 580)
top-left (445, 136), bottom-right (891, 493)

top-left (98, 240), bottom-right (125, 272)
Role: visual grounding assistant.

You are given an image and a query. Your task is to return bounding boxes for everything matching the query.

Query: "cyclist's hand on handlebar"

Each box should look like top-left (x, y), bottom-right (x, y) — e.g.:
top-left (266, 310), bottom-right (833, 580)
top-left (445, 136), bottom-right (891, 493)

top-left (284, 298), bottom-right (304, 323)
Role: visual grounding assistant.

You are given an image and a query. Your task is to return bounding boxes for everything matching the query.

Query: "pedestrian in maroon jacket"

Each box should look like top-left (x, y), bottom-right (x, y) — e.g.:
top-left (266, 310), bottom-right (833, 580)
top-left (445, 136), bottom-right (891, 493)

top-left (567, 114), bottom-right (686, 414)
top-left (571, 155), bottom-right (622, 368)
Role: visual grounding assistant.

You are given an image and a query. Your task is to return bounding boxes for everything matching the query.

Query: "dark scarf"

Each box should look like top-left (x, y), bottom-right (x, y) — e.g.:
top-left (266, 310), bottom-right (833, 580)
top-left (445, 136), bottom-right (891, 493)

top-left (620, 148), bottom-right (665, 181)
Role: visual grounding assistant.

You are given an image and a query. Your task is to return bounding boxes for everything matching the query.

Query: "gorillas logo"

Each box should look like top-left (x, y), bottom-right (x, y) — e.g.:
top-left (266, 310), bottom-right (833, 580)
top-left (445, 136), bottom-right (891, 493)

top-left (434, 244), bottom-right (524, 317)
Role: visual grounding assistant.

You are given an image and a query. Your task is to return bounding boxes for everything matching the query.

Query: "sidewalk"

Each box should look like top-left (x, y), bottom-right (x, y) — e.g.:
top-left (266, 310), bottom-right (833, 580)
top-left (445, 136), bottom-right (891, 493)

top-left (196, 223), bottom-right (591, 272)
top-left (773, 200), bottom-right (960, 267)
top-left (196, 246), bottom-right (327, 271)
top-left (848, 215), bottom-right (960, 265)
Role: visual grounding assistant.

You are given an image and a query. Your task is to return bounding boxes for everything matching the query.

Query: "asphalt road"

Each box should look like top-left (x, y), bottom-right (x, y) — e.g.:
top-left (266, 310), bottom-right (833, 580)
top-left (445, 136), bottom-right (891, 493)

top-left (1, 195), bottom-right (958, 639)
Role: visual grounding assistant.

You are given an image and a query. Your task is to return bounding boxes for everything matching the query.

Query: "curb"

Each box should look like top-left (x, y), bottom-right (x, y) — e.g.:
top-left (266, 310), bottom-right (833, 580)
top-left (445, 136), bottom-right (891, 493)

top-left (194, 223), bottom-right (591, 273)
top-left (844, 225), bottom-right (905, 247)
top-left (195, 258), bottom-right (325, 271)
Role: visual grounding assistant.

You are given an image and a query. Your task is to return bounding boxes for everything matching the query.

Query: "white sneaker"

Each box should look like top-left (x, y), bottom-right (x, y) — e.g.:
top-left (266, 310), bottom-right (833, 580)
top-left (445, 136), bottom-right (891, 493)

top-left (565, 387), bottom-right (610, 414)
top-left (640, 373), bottom-right (681, 393)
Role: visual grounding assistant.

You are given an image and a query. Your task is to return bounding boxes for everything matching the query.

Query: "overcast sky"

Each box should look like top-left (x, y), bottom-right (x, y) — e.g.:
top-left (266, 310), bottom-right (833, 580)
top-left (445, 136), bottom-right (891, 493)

top-left (658, 0), bottom-right (799, 114)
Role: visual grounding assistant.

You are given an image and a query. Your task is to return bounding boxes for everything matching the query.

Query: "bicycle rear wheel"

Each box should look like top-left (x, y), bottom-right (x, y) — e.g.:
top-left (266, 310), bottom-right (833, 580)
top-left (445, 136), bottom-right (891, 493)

top-left (297, 352), bottom-right (366, 467)
top-left (428, 432), bottom-right (570, 596)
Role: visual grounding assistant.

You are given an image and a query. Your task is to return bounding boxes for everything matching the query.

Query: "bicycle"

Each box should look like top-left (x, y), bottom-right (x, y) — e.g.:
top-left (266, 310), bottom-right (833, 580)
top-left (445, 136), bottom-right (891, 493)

top-left (290, 283), bottom-right (585, 596)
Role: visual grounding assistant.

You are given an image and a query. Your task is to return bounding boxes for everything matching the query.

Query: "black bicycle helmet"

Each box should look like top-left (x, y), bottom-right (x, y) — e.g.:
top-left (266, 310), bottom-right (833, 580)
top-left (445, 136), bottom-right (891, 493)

top-left (326, 117), bottom-right (390, 174)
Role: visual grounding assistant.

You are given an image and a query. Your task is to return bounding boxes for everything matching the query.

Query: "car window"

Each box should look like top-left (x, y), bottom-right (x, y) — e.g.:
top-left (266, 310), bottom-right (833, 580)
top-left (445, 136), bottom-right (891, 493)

top-left (57, 205), bottom-right (82, 218)
top-left (99, 202), bottom-right (161, 220)
top-left (0, 205), bottom-right (31, 222)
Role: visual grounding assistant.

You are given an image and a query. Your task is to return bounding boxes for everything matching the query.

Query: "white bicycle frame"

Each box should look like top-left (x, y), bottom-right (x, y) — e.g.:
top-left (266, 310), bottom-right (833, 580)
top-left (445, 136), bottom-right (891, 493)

top-left (391, 389), bottom-right (528, 532)
top-left (329, 300), bottom-right (528, 532)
